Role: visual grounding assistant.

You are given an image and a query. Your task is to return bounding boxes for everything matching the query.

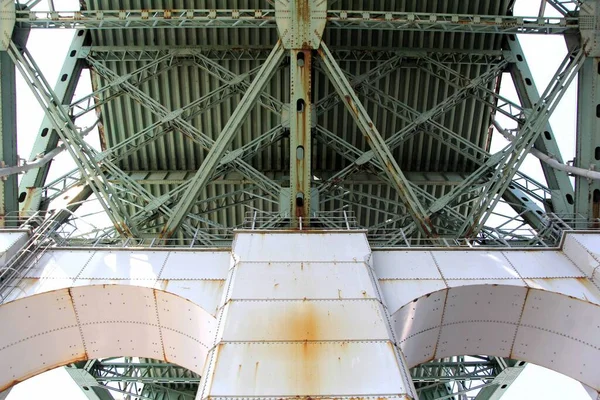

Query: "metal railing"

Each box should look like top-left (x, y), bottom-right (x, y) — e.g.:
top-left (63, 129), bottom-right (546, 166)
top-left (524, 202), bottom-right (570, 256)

top-left (0, 212), bottom-right (68, 303)
top-left (242, 210), bottom-right (359, 231)
top-left (367, 213), bottom-right (600, 248)
top-left (0, 211), bottom-right (598, 253)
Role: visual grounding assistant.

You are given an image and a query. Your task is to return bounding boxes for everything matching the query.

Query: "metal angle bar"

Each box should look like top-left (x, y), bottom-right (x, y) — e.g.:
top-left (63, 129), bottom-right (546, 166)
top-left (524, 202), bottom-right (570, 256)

top-left (18, 29), bottom-right (88, 215)
top-left (417, 56), bottom-right (527, 124)
top-left (16, 9), bottom-right (578, 34)
top-left (89, 46), bottom-right (504, 64)
top-left (71, 52), bottom-right (182, 119)
top-left (314, 54), bottom-right (405, 116)
top-left (545, 0), bottom-right (582, 15)
top-left (86, 56), bottom-right (281, 221)
top-left (316, 59), bottom-right (507, 193)
top-left (506, 35), bottom-right (574, 214)
top-left (318, 41), bottom-right (435, 237)
top-left (7, 41), bottom-right (137, 237)
top-left (0, 51), bottom-right (18, 227)
top-left (191, 52), bottom-right (284, 114)
top-left (574, 57), bottom-right (600, 220)
top-left (464, 47), bottom-right (584, 235)
top-left (159, 40), bottom-right (285, 238)
top-left (429, 47), bottom-right (584, 236)
top-left (352, 83), bottom-right (547, 230)
top-left (348, 77), bottom-right (547, 229)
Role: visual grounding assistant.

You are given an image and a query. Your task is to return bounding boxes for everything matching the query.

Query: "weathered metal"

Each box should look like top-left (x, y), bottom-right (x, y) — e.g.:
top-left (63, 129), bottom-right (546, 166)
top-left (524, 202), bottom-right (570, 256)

top-left (3, 231), bottom-right (600, 396)
top-left (0, 285), bottom-right (216, 392)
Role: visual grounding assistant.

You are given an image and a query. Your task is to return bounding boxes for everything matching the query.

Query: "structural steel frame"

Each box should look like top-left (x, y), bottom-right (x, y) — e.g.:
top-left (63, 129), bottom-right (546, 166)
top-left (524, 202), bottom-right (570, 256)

top-left (0, 1), bottom-right (598, 396)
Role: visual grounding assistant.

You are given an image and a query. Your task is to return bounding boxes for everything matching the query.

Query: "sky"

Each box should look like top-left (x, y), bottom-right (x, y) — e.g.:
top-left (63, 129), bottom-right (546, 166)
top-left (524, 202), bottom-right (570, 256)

top-left (3, 0), bottom-right (596, 399)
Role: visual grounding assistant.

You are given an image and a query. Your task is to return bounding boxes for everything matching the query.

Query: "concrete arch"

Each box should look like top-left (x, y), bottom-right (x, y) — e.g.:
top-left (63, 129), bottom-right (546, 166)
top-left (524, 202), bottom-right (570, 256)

top-left (0, 285), bottom-right (216, 392)
top-left (392, 283), bottom-right (600, 391)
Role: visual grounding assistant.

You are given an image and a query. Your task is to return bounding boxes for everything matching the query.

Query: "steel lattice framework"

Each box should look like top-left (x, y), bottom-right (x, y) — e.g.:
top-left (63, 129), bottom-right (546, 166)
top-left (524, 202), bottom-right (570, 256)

top-left (0, 0), bottom-right (598, 399)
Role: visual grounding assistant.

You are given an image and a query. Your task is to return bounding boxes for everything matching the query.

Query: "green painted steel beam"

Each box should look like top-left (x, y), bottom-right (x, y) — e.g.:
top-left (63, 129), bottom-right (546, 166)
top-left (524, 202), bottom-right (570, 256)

top-left (7, 40), bottom-right (139, 237)
top-left (428, 46), bottom-right (584, 236)
top-left (0, 51), bottom-right (18, 226)
top-left (87, 46), bottom-right (504, 64)
top-left (159, 40), bottom-right (285, 238)
top-left (18, 29), bottom-right (88, 215)
top-left (506, 35), bottom-right (575, 214)
top-left (16, 9), bottom-right (578, 35)
top-left (318, 41), bottom-right (436, 238)
top-left (64, 368), bottom-right (115, 400)
top-left (288, 49), bottom-right (313, 222)
top-left (575, 57), bottom-right (600, 220)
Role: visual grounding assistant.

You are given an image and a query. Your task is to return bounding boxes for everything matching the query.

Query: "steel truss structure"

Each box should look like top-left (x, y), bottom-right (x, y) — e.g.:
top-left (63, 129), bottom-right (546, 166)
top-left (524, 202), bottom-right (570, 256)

top-left (0, 0), bottom-right (598, 399)
top-left (63, 356), bottom-right (524, 400)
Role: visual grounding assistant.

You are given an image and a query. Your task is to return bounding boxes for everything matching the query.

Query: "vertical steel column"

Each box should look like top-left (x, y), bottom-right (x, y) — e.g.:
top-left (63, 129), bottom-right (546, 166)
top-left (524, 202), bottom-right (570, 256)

top-left (18, 30), bottom-right (88, 215)
top-left (575, 57), bottom-right (600, 220)
top-left (198, 231), bottom-right (416, 400)
top-left (0, 52), bottom-right (18, 227)
top-left (576, 1), bottom-right (600, 221)
top-left (289, 49), bottom-right (312, 223)
top-left (506, 35), bottom-right (575, 214)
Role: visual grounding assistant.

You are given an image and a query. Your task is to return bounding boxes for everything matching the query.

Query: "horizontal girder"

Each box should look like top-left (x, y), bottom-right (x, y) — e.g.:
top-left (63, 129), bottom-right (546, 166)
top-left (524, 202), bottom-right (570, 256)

top-left (16, 9), bottom-right (577, 34)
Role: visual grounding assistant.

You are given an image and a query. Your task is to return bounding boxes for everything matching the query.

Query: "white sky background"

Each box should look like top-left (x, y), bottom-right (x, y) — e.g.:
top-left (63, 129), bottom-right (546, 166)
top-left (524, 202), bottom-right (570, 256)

top-left (4, 0), bottom-right (595, 399)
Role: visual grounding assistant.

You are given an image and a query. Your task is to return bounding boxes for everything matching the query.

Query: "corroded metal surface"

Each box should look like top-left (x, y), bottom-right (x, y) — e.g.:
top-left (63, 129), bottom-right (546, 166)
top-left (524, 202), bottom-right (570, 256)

top-left (3, 231), bottom-right (600, 395)
top-left (199, 231), bottom-right (416, 400)
top-left (0, 286), bottom-right (216, 392)
top-left (275, 0), bottom-right (327, 49)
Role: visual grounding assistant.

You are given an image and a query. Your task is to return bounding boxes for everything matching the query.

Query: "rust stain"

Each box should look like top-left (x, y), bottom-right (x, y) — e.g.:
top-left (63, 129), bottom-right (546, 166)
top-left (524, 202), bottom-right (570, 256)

top-left (0, 352), bottom-right (88, 392)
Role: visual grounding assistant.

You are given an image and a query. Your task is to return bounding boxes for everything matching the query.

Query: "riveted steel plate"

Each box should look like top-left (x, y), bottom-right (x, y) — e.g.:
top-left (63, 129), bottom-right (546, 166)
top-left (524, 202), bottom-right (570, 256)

top-left (233, 232), bottom-right (370, 262)
top-left (159, 251), bottom-right (231, 280)
top-left (512, 325), bottom-right (600, 390)
top-left (0, 327), bottom-right (85, 392)
top-left (445, 278), bottom-right (526, 288)
top-left (373, 251), bottom-right (441, 279)
top-left (379, 279), bottom-right (446, 315)
top-left (563, 234), bottom-right (598, 276)
top-left (442, 284), bottom-right (527, 324)
top-left (0, 288), bottom-right (78, 347)
top-left (569, 234), bottom-right (600, 260)
top-left (155, 290), bottom-right (216, 348)
top-left (207, 342), bottom-right (411, 397)
top-left (525, 277), bottom-right (600, 306)
top-left (24, 250), bottom-right (94, 278)
top-left (72, 278), bottom-right (159, 289)
top-left (71, 285), bottom-right (158, 324)
top-left (78, 251), bottom-right (168, 280)
top-left (162, 279), bottom-right (225, 316)
top-left (520, 288), bottom-right (600, 349)
top-left (399, 327), bottom-right (440, 369)
top-left (436, 321), bottom-right (516, 360)
top-left (228, 262), bottom-right (376, 300)
top-left (160, 329), bottom-right (209, 375)
top-left (71, 286), bottom-right (164, 358)
top-left (0, 232), bottom-right (27, 267)
top-left (392, 287), bottom-right (446, 342)
top-left (0, 0), bottom-right (15, 51)
top-left (504, 251), bottom-right (584, 278)
top-left (274, 0), bottom-right (327, 49)
top-left (3, 277), bottom-right (74, 302)
top-left (220, 299), bottom-right (389, 341)
top-left (434, 251), bottom-right (520, 279)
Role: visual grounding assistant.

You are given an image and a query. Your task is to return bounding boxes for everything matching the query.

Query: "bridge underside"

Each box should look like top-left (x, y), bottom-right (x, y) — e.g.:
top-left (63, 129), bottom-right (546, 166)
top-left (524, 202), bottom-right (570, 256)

top-left (0, 0), bottom-right (599, 399)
